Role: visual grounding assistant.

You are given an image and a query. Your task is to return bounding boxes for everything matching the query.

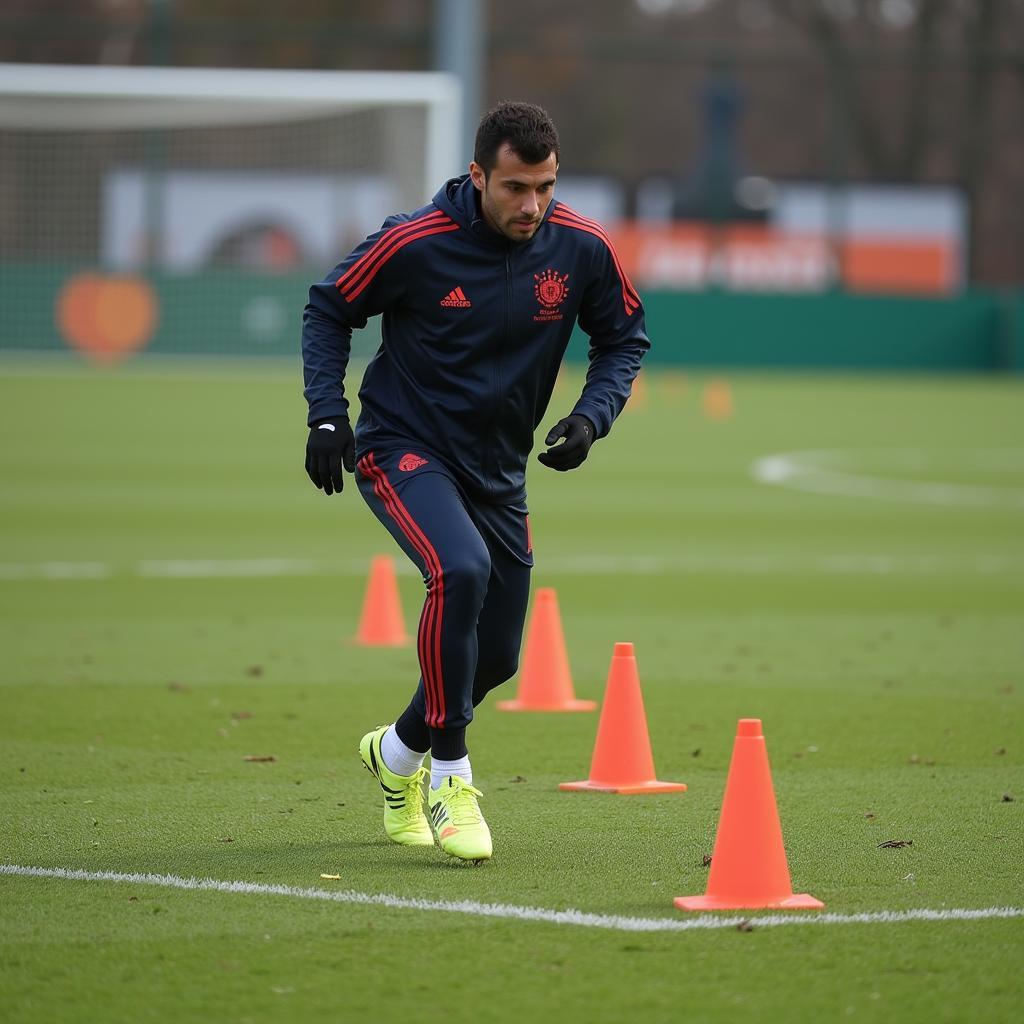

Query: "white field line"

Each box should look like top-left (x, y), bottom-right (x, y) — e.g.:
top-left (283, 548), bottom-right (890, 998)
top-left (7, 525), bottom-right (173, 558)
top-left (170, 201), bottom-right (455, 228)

top-left (137, 558), bottom-right (324, 578)
top-left (0, 561), bottom-right (112, 581)
top-left (2, 865), bottom-right (1021, 934)
top-left (2, 553), bottom-right (1024, 582)
top-left (752, 450), bottom-right (1024, 509)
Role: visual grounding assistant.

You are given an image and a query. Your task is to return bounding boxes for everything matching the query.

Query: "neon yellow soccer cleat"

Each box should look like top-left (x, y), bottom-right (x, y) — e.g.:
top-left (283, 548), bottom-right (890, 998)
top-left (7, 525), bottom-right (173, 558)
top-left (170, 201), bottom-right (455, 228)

top-left (359, 726), bottom-right (434, 847)
top-left (428, 776), bottom-right (493, 862)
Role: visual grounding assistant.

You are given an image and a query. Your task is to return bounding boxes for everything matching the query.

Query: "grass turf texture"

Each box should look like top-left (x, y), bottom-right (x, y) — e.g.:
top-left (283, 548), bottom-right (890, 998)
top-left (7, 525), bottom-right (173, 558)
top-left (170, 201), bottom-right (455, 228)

top-left (1, 358), bottom-right (1022, 1023)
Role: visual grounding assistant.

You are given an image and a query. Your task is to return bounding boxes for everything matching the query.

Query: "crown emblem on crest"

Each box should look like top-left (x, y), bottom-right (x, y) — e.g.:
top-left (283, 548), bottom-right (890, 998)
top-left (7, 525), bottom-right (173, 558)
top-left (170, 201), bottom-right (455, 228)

top-left (534, 269), bottom-right (569, 309)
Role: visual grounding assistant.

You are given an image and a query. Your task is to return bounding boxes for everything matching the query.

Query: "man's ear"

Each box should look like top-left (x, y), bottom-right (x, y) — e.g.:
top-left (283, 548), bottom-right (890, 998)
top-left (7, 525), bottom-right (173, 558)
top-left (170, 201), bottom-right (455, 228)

top-left (469, 161), bottom-right (487, 191)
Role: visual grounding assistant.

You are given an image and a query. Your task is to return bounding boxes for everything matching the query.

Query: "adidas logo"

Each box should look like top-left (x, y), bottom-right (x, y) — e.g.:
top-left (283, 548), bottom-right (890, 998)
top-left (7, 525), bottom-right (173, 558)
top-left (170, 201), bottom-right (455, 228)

top-left (440, 286), bottom-right (472, 308)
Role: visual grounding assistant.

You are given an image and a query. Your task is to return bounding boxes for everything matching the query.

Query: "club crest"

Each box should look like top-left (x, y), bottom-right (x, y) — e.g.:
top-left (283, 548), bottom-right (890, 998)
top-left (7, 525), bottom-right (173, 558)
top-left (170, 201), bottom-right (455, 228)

top-left (398, 453), bottom-right (428, 472)
top-left (533, 269), bottom-right (569, 322)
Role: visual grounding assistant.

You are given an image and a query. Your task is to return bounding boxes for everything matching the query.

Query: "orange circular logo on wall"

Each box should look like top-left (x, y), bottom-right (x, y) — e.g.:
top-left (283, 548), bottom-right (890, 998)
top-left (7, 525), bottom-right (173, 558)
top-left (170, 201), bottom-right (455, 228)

top-left (56, 273), bottom-right (158, 363)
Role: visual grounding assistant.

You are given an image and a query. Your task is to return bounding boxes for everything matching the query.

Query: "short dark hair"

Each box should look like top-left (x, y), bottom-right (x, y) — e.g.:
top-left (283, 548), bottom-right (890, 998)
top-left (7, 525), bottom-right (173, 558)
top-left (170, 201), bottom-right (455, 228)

top-left (473, 101), bottom-right (560, 174)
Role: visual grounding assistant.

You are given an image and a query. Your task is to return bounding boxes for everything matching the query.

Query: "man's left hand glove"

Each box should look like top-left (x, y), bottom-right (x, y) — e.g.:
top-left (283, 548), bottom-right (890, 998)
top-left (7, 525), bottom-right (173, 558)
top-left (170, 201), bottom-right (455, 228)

top-left (305, 416), bottom-right (355, 495)
top-left (537, 414), bottom-right (595, 471)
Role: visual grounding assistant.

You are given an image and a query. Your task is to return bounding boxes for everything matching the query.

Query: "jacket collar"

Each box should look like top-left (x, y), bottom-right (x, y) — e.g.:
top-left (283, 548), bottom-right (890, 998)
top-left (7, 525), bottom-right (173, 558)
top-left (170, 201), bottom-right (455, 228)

top-left (432, 174), bottom-right (556, 250)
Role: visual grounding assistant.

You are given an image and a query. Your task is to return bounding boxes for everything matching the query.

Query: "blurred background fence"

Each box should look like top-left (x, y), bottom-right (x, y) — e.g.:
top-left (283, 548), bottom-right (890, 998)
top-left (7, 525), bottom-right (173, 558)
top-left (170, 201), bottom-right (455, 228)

top-left (1, 0), bottom-right (1022, 368)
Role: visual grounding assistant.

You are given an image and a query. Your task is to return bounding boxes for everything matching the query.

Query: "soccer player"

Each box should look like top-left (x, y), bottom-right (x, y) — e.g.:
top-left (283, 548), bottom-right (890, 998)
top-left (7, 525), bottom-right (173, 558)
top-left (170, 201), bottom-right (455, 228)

top-left (302, 101), bottom-right (649, 861)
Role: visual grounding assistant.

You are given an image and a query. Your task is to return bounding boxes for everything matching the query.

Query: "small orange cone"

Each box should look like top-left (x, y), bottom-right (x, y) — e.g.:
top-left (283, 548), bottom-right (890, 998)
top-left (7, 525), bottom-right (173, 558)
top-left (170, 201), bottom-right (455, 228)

top-left (675, 718), bottom-right (823, 910)
top-left (560, 643), bottom-right (687, 794)
top-left (624, 369), bottom-right (648, 412)
top-left (496, 588), bottom-right (595, 712)
top-left (701, 377), bottom-right (733, 420)
top-left (353, 555), bottom-right (408, 646)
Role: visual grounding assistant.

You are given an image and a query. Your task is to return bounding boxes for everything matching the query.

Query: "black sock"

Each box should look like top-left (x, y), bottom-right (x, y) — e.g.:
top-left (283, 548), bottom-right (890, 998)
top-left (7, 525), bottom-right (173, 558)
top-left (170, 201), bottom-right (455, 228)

top-left (393, 703), bottom-right (430, 753)
top-left (428, 725), bottom-right (468, 761)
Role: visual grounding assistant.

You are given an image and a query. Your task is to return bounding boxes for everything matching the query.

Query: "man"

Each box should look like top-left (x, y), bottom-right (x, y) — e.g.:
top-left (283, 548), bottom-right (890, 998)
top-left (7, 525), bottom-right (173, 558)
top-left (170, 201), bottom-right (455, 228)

top-left (302, 101), bottom-right (649, 862)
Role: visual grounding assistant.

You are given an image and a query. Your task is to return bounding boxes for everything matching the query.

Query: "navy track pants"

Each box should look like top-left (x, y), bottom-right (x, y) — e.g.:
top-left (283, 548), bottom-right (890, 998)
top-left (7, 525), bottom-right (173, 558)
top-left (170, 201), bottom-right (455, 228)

top-left (356, 448), bottom-right (533, 758)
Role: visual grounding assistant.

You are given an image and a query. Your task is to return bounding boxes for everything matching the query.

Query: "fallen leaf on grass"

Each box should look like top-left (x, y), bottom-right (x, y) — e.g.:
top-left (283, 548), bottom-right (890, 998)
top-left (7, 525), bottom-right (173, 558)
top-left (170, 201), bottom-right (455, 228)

top-left (232, 711), bottom-right (254, 720)
top-left (509, 775), bottom-right (527, 783)
top-left (245, 665), bottom-right (264, 678)
top-left (878, 839), bottom-right (913, 849)
top-left (167, 681), bottom-right (190, 693)
top-left (243, 755), bottom-right (277, 763)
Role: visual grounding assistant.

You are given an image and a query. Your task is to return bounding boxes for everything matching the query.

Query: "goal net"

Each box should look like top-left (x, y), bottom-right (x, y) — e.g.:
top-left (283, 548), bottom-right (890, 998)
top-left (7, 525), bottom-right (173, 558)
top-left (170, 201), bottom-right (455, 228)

top-left (0, 63), bottom-right (461, 362)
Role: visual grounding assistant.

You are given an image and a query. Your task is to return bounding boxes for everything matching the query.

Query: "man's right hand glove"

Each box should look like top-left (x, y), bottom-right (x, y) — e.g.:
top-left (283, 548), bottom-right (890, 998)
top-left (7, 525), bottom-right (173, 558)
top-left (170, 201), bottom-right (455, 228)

top-left (305, 416), bottom-right (355, 495)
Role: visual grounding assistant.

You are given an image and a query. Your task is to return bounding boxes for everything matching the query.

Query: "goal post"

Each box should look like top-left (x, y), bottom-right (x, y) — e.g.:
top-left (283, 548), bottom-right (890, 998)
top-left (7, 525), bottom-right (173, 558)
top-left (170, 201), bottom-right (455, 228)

top-left (0, 63), bottom-right (462, 361)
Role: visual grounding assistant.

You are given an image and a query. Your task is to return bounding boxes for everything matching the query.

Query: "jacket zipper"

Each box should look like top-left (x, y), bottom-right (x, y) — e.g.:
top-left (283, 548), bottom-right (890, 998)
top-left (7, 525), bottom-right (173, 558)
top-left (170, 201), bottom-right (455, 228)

top-left (479, 248), bottom-right (512, 497)
top-left (493, 249), bottom-right (512, 489)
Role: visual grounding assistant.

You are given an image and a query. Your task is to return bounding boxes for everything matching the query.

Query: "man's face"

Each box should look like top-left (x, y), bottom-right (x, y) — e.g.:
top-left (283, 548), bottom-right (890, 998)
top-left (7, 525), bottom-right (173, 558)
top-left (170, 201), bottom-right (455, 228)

top-left (470, 144), bottom-right (558, 243)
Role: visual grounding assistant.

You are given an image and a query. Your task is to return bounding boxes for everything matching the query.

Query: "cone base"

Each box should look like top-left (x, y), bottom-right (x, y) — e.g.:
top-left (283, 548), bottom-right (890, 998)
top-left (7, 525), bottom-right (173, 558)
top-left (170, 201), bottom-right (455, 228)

top-left (495, 699), bottom-right (597, 712)
top-left (560, 779), bottom-right (687, 794)
top-left (351, 635), bottom-right (410, 647)
top-left (674, 892), bottom-right (824, 911)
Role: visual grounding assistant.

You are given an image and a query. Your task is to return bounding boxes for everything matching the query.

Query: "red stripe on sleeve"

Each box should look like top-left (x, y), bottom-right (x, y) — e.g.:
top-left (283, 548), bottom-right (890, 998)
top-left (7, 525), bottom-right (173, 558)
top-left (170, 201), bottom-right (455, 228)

top-left (336, 210), bottom-right (448, 294)
top-left (549, 206), bottom-right (641, 316)
top-left (550, 204), bottom-right (641, 303)
top-left (341, 222), bottom-right (459, 303)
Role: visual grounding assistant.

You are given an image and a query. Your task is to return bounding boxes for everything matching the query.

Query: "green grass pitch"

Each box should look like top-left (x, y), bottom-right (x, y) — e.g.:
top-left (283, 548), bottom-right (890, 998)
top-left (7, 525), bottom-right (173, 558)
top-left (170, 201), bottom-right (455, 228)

top-left (1, 358), bottom-right (1022, 1022)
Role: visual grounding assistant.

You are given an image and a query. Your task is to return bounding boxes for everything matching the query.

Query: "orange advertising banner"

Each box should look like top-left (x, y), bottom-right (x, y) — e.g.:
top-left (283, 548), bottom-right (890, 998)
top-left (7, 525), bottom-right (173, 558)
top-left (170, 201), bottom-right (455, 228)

top-left (608, 223), bottom-right (958, 295)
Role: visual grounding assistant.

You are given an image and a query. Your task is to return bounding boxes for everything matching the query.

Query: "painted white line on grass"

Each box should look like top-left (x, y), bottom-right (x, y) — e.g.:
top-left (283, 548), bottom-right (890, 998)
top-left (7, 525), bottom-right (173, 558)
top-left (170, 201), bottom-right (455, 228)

top-left (3, 552), bottom-right (1024, 582)
top-left (137, 558), bottom-right (325, 578)
top-left (0, 561), bottom-right (111, 581)
top-left (752, 449), bottom-right (1024, 509)
top-left (3, 865), bottom-right (1021, 934)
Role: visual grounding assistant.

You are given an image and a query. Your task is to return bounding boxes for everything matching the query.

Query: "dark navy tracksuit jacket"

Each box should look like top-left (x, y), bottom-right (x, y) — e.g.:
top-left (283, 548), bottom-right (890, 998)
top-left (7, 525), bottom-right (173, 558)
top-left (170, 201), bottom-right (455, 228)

top-left (302, 175), bottom-right (650, 739)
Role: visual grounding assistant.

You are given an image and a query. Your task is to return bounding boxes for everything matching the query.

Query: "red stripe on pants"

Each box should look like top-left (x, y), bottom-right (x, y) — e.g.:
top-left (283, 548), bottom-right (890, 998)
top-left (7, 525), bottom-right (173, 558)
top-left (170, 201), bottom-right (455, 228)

top-left (357, 453), bottom-right (447, 727)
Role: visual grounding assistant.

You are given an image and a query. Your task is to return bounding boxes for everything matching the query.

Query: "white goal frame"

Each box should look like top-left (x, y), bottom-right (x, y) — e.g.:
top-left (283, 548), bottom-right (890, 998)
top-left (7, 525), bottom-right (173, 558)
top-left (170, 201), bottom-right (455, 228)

top-left (0, 62), bottom-right (463, 203)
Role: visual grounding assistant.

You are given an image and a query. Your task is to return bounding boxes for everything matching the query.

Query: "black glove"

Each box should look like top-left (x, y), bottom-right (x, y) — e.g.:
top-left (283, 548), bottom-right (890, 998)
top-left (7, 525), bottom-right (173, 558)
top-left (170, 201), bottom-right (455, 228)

top-left (305, 416), bottom-right (355, 495)
top-left (537, 414), bottom-right (595, 471)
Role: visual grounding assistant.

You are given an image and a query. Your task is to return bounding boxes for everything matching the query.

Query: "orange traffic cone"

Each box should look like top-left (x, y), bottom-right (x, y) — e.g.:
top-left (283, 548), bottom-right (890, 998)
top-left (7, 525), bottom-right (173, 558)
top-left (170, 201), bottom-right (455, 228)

top-left (701, 377), bottom-right (733, 420)
top-left (496, 588), bottom-right (595, 712)
top-left (353, 555), bottom-right (408, 646)
top-left (560, 643), bottom-right (687, 794)
top-left (675, 718), bottom-right (823, 910)
top-left (624, 369), bottom-right (648, 412)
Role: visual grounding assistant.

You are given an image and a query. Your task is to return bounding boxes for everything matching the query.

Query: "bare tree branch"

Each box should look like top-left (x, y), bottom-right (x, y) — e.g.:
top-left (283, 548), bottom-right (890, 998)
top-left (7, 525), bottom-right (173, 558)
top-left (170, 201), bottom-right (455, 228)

top-left (896, 0), bottom-right (943, 178)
